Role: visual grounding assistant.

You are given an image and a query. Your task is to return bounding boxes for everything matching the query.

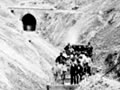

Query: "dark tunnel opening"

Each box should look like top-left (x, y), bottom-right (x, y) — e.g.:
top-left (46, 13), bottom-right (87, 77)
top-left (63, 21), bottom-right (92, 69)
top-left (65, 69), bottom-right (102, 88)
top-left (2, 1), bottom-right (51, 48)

top-left (22, 13), bottom-right (37, 31)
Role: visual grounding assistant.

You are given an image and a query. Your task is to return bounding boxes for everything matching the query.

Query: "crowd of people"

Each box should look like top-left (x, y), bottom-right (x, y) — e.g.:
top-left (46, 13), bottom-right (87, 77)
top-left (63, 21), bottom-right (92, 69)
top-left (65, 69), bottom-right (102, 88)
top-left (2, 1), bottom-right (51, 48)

top-left (52, 42), bottom-right (93, 85)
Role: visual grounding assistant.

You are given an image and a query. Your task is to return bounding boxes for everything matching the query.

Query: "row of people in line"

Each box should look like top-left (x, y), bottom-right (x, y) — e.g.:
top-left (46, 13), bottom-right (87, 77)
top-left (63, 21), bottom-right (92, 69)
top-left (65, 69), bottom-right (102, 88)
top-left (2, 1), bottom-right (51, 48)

top-left (70, 54), bottom-right (92, 84)
top-left (55, 42), bottom-right (93, 64)
top-left (53, 42), bottom-right (93, 84)
top-left (64, 42), bottom-right (93, 58)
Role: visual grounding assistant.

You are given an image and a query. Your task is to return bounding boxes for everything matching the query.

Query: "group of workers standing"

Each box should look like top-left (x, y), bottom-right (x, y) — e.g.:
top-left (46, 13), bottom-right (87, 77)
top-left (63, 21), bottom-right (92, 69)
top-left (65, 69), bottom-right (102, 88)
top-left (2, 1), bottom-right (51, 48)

top-left (53, 42), bottom-right (93, 85)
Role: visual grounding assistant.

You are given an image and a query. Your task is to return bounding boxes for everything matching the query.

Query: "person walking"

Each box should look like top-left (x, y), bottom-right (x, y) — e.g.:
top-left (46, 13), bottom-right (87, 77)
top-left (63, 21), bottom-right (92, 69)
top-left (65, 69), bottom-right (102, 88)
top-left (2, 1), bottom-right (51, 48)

top-left (86, 42), bottom-right (93, 58)
top-left (77, 58), bottom-right (83, 82)
top-left (61, 63), bottom-right (67, 84)
top-left (55, 52), bottom-right (66, 64)
top-left (70, 58), bottom-right (77, 84)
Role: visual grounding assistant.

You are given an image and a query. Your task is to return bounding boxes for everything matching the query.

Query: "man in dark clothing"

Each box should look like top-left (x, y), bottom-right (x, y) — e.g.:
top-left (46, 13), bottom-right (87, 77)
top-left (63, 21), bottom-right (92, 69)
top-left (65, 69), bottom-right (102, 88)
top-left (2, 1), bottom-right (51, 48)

top-left (55, 52), bottom-right (66, 64)
top-left (72, 45), bottom-right (81, 52)
top-left (80, 45), bottom-right (87, 54)
top-left (64, 43), bottom-right (72, 56)
top-left (70, 62), bottom-right (74, 84)
top-left (70, 56), bottom-right (78, 85)
top-left (64, 43), bottom-right (70, 51)
top-left (70, 61), bottom-right (77, 84)
top-left (86, 42), bottom-right (93, 58)
top-left (83, 62), bottom-right (91, 76)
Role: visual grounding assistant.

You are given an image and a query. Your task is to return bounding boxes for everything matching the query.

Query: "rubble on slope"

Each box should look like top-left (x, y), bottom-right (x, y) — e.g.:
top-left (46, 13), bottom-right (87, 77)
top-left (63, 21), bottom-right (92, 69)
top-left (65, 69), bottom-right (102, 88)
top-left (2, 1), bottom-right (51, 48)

top-left (76, 74), bottom-right (120, 90)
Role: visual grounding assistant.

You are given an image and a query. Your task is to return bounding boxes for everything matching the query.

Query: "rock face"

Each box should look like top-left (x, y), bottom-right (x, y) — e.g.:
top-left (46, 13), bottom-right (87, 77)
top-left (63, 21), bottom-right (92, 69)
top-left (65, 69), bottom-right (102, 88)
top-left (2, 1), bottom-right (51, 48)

top-left (0, 2), bottom-right (60, 90)
top-left (1, 0), bottom-right (120, 90)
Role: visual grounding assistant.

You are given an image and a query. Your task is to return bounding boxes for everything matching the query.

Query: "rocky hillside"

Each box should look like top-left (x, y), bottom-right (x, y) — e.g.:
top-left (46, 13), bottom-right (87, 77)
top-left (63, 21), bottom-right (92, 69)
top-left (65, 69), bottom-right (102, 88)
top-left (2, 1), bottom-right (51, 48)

top-left (1, 0), bottom-right (120, 90)
top-left (76, 74), bottom-right (120, 90)
top-left (37, 0), bottom-right (120, 76)
top-left (0, 2), bottom-right (60, 90)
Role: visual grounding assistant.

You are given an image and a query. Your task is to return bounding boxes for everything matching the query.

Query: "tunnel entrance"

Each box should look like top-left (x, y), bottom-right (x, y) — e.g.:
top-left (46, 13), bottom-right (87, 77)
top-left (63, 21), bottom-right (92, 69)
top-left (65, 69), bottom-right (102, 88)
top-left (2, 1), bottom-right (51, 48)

top-left (22, 13), bottom-right (37, 31)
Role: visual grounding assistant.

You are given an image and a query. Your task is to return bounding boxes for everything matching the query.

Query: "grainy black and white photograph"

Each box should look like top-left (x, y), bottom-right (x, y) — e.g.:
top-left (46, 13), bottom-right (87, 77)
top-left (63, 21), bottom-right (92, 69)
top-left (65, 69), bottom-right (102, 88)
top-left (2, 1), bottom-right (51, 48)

top-left (1, 0), bottom-right (120, 90)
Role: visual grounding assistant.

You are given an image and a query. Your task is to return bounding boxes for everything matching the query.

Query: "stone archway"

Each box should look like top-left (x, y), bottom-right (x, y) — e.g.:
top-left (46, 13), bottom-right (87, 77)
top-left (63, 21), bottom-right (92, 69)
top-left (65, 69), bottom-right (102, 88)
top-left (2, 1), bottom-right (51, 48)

top-left (22, 13), bottom-right (37, 31)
